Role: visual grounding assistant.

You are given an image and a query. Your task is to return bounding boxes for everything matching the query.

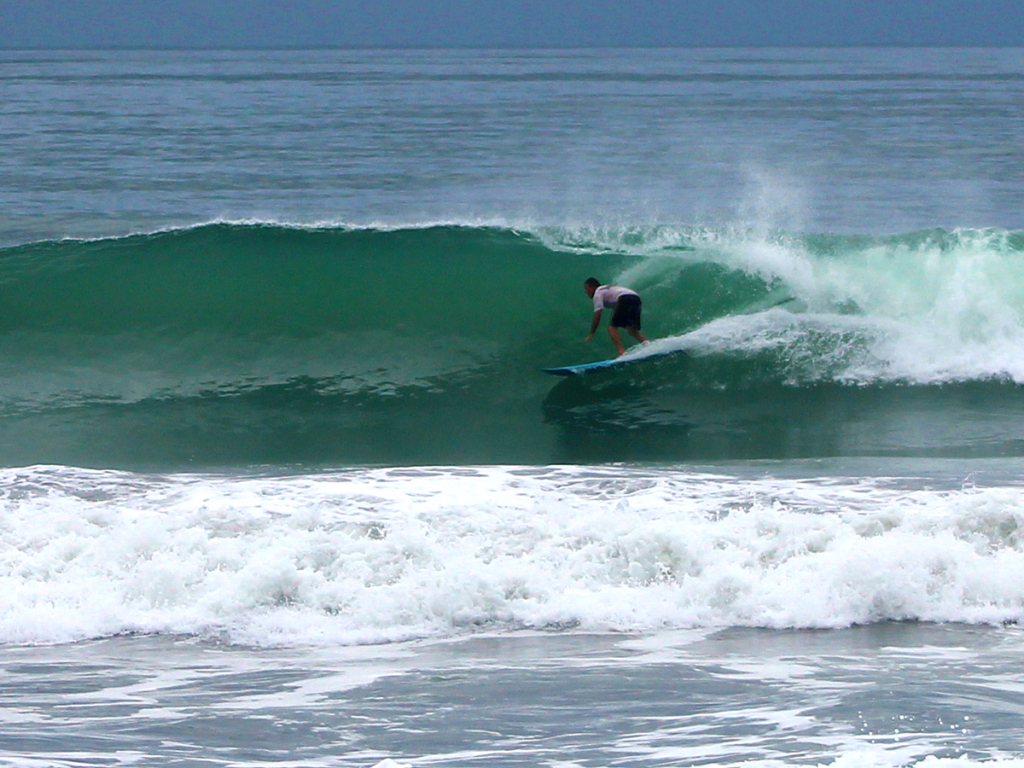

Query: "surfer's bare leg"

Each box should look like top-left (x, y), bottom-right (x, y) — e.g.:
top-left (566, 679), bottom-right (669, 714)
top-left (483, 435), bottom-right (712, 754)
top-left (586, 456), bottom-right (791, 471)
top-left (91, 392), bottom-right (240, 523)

top-left (608, 326), bottom-right (627, 357)
top-left (627, 327), bottom-right (648, 344)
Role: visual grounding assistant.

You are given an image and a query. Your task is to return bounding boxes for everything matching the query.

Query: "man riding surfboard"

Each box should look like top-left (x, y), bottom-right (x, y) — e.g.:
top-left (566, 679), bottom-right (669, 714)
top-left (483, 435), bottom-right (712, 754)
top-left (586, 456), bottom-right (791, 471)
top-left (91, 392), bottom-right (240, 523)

top-left (583, 277), bottom-right (648, 357)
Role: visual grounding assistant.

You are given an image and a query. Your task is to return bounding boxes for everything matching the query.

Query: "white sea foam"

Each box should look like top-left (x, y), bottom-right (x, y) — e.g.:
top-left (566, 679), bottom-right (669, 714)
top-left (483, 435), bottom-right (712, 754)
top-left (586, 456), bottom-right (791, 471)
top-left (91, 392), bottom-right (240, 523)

top-left (599, 225), bottom-right (1024, 385)
top-left (798, 757), bottom-right (1024, 768)
top-left (2, 465), bottom-right (1024, 648)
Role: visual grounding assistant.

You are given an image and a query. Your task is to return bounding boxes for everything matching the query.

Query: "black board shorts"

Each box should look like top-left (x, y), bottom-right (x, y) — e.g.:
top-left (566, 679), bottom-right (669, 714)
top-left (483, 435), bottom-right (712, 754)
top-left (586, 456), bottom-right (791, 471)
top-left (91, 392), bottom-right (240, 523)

top-left (610, 294), bottom-right (642, 329)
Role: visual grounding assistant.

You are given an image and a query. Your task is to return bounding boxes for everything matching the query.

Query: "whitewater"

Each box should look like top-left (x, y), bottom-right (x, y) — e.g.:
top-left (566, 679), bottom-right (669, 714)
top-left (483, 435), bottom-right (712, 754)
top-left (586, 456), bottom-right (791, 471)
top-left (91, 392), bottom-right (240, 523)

top-left (5, 464), bottom-right (1024, 647)
top-left (2, 46), bottom-right (1024, 768)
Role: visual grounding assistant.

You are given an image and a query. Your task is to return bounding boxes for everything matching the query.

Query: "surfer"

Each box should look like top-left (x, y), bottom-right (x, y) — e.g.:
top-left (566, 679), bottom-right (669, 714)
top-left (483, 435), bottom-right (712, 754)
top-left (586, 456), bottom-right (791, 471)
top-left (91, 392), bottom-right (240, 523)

top-left (583, 277), bottom-right (648, 356)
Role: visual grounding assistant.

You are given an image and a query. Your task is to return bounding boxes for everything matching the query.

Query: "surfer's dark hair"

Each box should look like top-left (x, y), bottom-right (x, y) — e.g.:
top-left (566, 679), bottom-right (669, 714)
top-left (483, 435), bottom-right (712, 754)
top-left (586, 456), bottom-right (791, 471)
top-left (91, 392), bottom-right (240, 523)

top-left (584, 277), bottom-right (600, 288)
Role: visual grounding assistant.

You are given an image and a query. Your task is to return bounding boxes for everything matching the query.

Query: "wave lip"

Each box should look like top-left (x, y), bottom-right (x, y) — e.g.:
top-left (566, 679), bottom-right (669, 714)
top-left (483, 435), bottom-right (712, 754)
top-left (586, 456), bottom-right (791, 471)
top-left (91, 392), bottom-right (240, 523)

top-left (3, 465), bottom-right (1024, 647)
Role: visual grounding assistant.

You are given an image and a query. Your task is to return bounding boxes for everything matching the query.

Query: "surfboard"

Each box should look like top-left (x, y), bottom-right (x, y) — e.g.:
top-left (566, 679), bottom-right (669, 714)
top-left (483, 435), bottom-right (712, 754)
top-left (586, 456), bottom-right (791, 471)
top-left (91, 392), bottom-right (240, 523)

top-left (543, 347), bottom-right (685, 376)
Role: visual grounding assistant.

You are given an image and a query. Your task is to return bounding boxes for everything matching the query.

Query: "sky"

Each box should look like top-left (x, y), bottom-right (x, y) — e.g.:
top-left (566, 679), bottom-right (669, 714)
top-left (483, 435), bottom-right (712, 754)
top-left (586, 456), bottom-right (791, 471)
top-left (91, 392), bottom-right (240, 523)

top-left (0, 0), bottom-right (1022, 48)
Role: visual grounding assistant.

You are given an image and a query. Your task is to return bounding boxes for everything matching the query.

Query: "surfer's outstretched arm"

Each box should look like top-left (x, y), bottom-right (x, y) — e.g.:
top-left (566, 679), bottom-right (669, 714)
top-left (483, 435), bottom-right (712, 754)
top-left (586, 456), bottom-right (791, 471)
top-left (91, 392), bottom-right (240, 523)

top-left (585, 310), bottom-right (602, 342)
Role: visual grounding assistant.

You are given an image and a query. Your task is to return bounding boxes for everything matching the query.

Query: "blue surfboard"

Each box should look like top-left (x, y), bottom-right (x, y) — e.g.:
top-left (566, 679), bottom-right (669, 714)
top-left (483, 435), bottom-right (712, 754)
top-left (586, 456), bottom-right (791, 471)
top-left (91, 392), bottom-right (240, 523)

top-left (543, 347), bottom-right (685, 376)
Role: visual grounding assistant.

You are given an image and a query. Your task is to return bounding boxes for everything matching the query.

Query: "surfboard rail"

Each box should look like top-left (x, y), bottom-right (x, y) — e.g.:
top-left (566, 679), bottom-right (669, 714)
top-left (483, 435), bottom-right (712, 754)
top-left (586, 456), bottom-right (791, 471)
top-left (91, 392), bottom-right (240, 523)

top-left (543, 347), bottom-right (686, 376)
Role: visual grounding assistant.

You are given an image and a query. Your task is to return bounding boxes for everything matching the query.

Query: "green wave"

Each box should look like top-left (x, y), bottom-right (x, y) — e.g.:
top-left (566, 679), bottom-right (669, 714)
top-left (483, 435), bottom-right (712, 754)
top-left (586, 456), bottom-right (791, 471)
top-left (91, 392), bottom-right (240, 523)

top-left (0, 222), bottom-right (777, 392)
top-left (2, 222), bottom-right (1024, 467)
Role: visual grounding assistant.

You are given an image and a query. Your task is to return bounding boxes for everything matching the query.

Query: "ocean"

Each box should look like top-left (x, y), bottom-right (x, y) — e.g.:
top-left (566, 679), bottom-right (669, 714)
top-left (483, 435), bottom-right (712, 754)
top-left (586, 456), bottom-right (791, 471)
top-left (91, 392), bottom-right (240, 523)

top-left (2, 46), bottom-right (1024, 767)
